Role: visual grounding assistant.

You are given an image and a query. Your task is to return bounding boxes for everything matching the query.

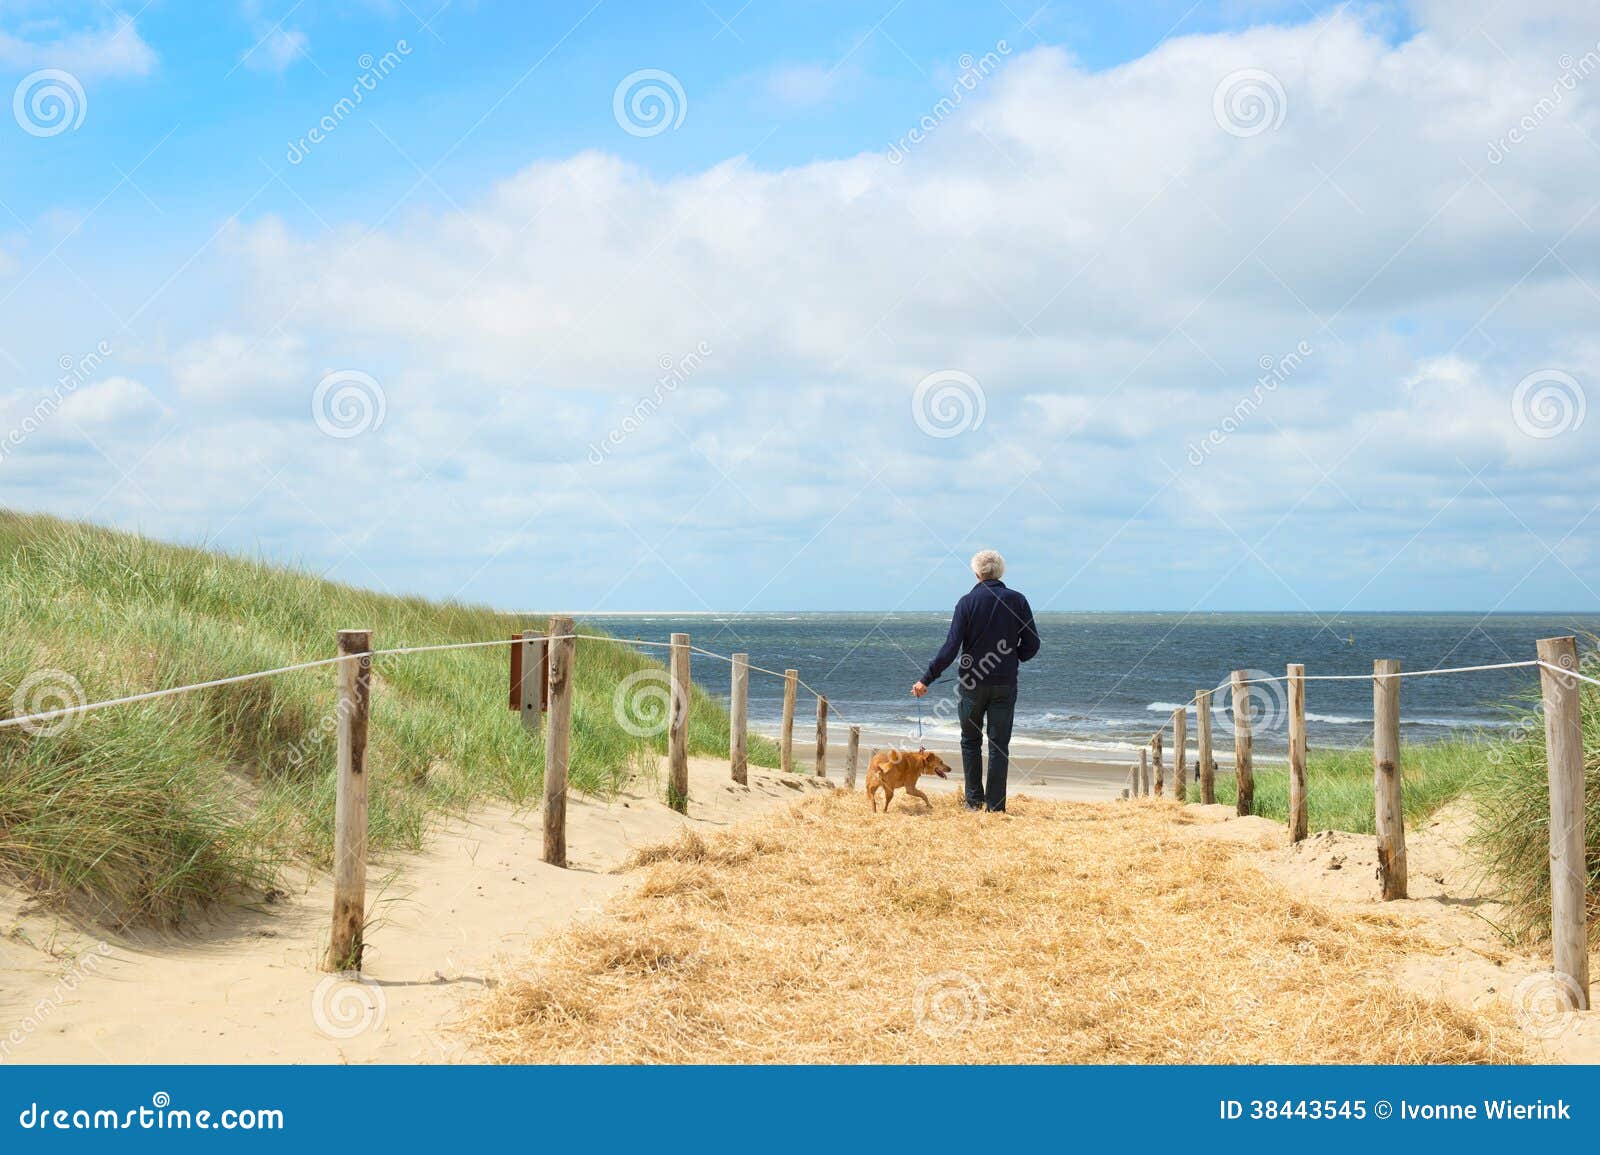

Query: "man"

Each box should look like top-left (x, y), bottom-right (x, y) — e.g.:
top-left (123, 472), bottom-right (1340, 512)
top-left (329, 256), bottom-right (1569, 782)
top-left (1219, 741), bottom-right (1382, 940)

top-left (911, 550), bottom-right (1040, 812)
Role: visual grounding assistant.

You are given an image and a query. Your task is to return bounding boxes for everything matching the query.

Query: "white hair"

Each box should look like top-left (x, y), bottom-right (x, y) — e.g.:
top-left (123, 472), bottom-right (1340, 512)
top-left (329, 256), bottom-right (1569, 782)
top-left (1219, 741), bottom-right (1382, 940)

top-left (971, 549), bottom-right (1005, 580)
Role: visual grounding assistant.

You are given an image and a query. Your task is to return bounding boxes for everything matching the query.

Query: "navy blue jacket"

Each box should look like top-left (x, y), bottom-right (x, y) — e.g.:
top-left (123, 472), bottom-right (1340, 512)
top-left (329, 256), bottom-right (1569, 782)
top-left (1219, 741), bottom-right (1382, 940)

top-left (921, 579), bottom-right (1041, 690)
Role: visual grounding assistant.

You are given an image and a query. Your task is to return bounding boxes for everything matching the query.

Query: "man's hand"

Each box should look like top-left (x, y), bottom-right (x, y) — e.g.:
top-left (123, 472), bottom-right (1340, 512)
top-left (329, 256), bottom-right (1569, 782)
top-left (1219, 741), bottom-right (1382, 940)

top-left (910, 681), bottom-right (928, 698)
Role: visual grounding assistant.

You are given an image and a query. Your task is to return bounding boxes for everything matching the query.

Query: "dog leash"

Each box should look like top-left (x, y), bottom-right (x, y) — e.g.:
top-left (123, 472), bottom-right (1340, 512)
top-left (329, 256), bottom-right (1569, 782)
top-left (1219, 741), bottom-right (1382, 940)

top-left (916, 694), bottom-right (923, 739)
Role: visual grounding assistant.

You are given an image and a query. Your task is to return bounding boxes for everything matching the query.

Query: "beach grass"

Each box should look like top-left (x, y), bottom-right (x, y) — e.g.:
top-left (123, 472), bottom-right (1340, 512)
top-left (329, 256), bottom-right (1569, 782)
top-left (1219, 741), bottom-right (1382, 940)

top-left (1191, 720), bottom-right (1598, 945)
top-left (476, 791), bottom-right (1526, 1064)
top-left (0, 510), bottom-right (777, 925)
top-left (1467, 675), bottom-right (1600, 943)
top-left (1190, 741), bottom-right (1484, 834)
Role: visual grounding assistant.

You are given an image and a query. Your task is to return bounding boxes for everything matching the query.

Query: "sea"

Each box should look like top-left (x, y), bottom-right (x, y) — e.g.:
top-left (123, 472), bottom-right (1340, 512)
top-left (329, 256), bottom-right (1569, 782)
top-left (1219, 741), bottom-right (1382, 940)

top-left (574, 612), bottom-right (1599, 761)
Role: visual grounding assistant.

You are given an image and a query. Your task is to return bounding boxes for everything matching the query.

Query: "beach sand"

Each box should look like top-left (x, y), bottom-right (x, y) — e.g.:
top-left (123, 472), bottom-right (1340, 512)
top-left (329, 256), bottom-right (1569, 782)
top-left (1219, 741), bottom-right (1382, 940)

top-left (1181, 800), bottom-right (1599, 1063)
top-left (3, 744), bottom-right (1590, 1064)
top-left (0, 757), bottom-right (832, 1064)
top-left (788, 725), bottom-right (1143, 802)
top-left (0, 737), bottom-right (1128, 1065)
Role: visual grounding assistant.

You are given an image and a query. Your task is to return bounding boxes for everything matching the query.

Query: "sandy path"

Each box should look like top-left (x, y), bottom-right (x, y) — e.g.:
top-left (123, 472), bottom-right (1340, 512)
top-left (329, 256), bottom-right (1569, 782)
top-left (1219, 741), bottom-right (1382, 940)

top-left (10, 745), bottom-right (1586, 1065)
top-left (1178, 801), bottom-right (1600, 1063)
top-left (0, 757), bottom-right (833, 1063)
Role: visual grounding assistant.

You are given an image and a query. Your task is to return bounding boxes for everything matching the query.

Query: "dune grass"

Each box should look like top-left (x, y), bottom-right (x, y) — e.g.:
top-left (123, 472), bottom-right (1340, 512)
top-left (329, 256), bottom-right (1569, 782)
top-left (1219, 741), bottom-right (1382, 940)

top-left (1190, 715), bottom-right (1597, 945)
top-left (1468, 678), bottom-right (1600, 943)
top-left (1191, 741), bottom-right (1483, 834)
top-left (0, 511), bottom-right (777, 925)
top-left (476, 792), bottom-right (1526, 1064)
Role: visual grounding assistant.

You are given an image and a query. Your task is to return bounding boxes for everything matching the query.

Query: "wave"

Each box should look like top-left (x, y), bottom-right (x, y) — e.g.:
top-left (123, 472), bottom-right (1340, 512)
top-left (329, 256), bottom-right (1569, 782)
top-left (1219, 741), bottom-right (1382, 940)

top-left (1024, 736), bottom-right (1142, 754)
top-left (1139, 702), bottom-right (1501, 730)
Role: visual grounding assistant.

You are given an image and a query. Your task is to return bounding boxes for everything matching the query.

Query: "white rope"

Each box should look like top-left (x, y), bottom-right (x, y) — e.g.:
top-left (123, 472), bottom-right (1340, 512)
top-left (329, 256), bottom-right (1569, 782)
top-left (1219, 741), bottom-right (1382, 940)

top-left (1277, 659), bottom-right (1538, 684)
top-left (1137, 659), bottom-right (1547, 748)
top-left (0, 624), bottom-right (1568, 742)
top-left (0, 633), bottom-right (585, 733)
top-left (1537, 660), bottom-right (1600, 689)
top-left (0, 629), bottom-right (866, 733)
top-left (0, 654), bottom-right (351, 731)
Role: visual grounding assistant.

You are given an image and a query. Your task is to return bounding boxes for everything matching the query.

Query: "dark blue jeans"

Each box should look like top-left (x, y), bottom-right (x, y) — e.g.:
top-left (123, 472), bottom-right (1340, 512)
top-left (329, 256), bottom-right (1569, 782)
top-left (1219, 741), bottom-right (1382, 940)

top-left (957, 683), bottom-right (1015, 812)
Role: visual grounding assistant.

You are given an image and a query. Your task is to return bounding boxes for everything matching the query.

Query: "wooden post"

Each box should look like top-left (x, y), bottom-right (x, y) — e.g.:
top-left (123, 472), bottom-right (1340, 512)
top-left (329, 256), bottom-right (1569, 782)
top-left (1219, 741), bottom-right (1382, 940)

top-left (520, 629), bottom-right (546, 740)
top-left (1152, 731), bottom-right (1164, 797)
top-left (1230, 670), bottom-right (1254, 816)
top-left (1196, 688), bottom-right (1216, 804)
top-left (1537, 636), bottom-right (1590, 1008)
top-left (814, 696), bottom-right (828, 777)
top-left (543, 617), bottom-right (575, 867)
top-left (326, 628), bottom-right (372, 972)
top-left (1373, 658), bottom-right (1405, 900)
top-left (845, 726), bottom-right (860, 789)
top-left (668, 632), bottom-right (691, 812)
top-left (1138, 747), bottom-right (1150, 796)
top-left (1287, 662), bottom-right (1308, 843)
top-left (1127, 763), bottom-right (1138, 798)
top-left (780, 669), bottom-right (798, 773)
top-left (729, 653), bottom-right (749, 785)
top-left (1173, 707), bottom-right (1187, 803)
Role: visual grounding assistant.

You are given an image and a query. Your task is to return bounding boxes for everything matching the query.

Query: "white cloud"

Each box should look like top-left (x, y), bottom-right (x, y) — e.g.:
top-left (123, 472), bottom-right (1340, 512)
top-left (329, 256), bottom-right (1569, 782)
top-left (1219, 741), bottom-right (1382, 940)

top-left (767, 63), bottom-right (843, 107)
top-left (16, 4), bottom-right (1600, 609)
top-left (0, 13), bottom-right (156, 79)
top-left (172, 331), bottom-right (309, 408)
top-left (58, 376), bottom-right (163, 427)
top-left (242, 24), bottom-right (308, 73)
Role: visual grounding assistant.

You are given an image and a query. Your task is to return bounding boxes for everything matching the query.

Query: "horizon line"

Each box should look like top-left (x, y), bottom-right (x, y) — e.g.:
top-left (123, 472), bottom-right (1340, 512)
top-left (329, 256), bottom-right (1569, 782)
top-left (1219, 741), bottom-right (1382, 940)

top-left (495, 609), bottom-right (1600, 617)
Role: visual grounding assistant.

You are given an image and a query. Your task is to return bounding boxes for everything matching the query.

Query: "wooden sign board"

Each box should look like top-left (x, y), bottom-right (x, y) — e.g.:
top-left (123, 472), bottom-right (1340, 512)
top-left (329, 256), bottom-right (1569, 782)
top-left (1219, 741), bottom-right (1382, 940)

top-left (508, 635), bottom-right (523, 711)
top-left (508, 633), bottom-right (550, 713)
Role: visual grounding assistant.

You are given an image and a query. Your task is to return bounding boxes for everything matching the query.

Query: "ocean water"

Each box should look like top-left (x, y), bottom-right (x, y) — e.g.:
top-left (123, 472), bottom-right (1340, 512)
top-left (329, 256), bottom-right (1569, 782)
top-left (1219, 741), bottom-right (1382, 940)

top-left (575, 612), bottom-right (1599, 759)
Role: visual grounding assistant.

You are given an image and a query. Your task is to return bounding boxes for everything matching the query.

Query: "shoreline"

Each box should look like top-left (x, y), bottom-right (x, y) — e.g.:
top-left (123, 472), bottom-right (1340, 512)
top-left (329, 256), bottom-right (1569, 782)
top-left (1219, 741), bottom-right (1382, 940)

top-left (753, 722), bottom-right (1259, 804)
top-left (4, 751), bottom-right (1591, 1065)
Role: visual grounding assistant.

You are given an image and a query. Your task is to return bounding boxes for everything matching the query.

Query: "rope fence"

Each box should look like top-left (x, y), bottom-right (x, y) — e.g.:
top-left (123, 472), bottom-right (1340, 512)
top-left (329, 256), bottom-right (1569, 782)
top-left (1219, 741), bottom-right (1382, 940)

top-left (0, 622), bottom-right (1591, 1013)
top-left (1121, 639), bottom-right (1592, 1015)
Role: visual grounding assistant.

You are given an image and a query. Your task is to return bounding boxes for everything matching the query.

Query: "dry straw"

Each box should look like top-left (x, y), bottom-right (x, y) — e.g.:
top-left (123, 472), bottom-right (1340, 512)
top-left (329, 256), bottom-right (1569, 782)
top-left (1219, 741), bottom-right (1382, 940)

top-left (476, 792), bottom-right (1528, 1064)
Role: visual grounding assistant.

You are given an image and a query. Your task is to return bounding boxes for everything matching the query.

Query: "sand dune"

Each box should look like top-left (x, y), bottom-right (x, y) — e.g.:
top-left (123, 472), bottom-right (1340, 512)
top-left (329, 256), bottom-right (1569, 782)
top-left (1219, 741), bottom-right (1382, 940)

top-left (0, 757), bottom-right (831, 1063)
top-left (3, 751), bottom-right (1591, 1064)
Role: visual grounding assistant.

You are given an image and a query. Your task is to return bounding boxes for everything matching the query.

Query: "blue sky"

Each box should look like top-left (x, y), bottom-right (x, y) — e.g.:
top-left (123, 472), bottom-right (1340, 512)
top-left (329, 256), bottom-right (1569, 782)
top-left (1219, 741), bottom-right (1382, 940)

top-left (2, 1), bottom-right (1598, 613)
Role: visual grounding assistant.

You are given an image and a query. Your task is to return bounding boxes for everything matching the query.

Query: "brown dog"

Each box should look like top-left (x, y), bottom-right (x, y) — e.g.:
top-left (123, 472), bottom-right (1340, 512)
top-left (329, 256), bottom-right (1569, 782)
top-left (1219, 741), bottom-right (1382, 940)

top-left (866, 747), bottom-right (953, 813)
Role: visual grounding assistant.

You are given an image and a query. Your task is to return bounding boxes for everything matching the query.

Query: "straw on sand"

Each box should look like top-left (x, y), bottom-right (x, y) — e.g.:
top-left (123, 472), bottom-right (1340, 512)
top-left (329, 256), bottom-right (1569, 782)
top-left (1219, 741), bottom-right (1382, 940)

top-left (475, 791), bottom-right (1528, 1064)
